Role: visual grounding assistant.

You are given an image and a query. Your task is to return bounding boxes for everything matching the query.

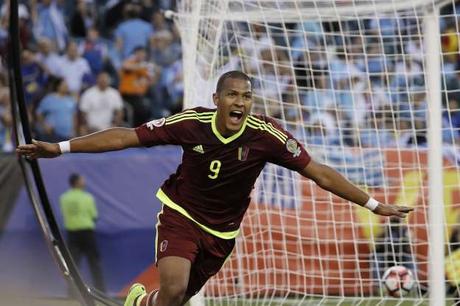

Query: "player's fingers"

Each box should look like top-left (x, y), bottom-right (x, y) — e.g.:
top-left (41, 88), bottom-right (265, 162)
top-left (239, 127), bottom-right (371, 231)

top-left (17, 148), bottom-right (37, 156)
top-left (16, 144), bottom-right (37, 151)
top-left (397, 206), bottom-right (414, 213)
top-left (16, 147), bottom-right (34, 154)
top-left (391, 209), bottom-right (408, 218)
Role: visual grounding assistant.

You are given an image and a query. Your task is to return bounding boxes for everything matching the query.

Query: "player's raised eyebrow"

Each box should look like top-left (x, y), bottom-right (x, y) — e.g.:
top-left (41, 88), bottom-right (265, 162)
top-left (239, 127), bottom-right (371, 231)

top-left (226, 88), bottom-right (252, 95)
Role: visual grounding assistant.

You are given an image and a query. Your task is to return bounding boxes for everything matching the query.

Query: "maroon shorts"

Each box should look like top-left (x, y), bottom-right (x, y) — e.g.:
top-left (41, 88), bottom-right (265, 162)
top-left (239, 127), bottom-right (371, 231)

top-left (155, 205), bottom-right (235, 296)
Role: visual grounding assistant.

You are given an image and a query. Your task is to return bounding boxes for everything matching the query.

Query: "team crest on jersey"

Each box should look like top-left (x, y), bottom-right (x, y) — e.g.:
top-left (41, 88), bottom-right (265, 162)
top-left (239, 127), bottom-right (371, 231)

top-left (160, 240), bottom-right (168, 252)
top-left (238, 146), bottom-right (250, 161)
top-left (146, 118), bottom-right (166, 130)
top-left (286, 139), bottom-right (301, 158)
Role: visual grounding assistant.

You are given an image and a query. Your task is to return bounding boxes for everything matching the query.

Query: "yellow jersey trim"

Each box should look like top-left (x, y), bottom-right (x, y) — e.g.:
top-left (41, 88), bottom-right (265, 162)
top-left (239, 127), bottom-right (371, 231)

top-left (211, 112), bottom-right (248, 144)
top-left (166, 116), bottom-right (213, 125)
top-left (247, 119), bottom-right (287, 144)
top-left (248, 116), bottom-right (288, 141)
top-left (165, 111), bottom-right (214, 125)
top-left (156, 189), bottom-right (240, 240)
top-left (247, 120), bottom-right (286, 144)
top-left (166, 110), bottom-right (214, 122)
top-left (154, 208), bottom-right (163, 263)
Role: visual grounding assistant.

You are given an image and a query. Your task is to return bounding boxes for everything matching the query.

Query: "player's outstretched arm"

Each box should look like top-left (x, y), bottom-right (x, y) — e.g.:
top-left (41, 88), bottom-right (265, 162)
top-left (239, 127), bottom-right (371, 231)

top-left (16, 127), bottom-right (141, 159)
top-left (299, 160), bottom-right (413, 218)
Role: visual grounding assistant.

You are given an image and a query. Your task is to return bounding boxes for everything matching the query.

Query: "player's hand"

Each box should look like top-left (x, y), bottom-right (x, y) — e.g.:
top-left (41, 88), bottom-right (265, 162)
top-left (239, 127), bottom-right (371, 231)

top-left (16, 139), bottom-right (61, 159)
top-left (373, 203), bottom-right (414, 218)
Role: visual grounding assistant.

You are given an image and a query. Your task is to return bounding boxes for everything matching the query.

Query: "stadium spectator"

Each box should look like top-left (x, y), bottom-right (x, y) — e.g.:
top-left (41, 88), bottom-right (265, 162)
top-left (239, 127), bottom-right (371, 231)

top-left (60, 173), bottom-right (106, 292)
top-left (396, 120), bottom-right (415, 148)
top-left (78, 27), bottom-right (110, 76)
top-left (36, 37), bottom-right (62, 77)
top-left (392, 56), bottom-right (424, 90)
top-left (69, 0), bottom-right (96, 38)
top-left (115, 3), bottom-right (153, 59)
top-left (155, 0), bottom-right (176, 11)
top-left (21, 48), bottom-right (48, 107)
top-left (365, 43), bottom-right (392, 84)
top-left (119, 46), bottom-right (159, 126)
top-left (79, 72), bottom-right (124, 133)
top-left (102, 0), bottom-right (125, 32)
top-left (367, 16), bottom-right (399, 54)
top-left (444, 70), bottom-right (460, 102)
top-left (158, 59), bottom-right (184, 117)
top-left (441, 24), bottom-right (459, 63)
top-left (151, 10), bottom-right (172, 33)
top-left (255, 48), bottom-right (292, 117)
top-left (0, 2), bottom-right (29, 21)
top-left (138, 0), bottom-right (158, 22)
top-left (17, 71), bottom-right (413, 306)
top-left (35, 77), bottom-right (76, 142)
top-left (443, 97), bottom-right (460, 144)
top-left (301, 73), bottom-right (335, 121)
top-left (239, 23), bottom-right (275, 73)
top-left (329, 53), bottom-right (363, 87)
top-left (290, 21), bottom-right (324, 61)
top-left (0, 13), bottom-right (7, 60)
top-left (33, 0), bottom-right (69, 52)
top-left (359, 106), bottom-right (397, 148)
top-left (341, 76), bottom-right (391, 133)
top-left (149, 30), bottom-right (181, 67)
top-left (0, 1), bottom-right (33, 49)
top-left (404, 36), bottom-right (424, 63)
top-left (441, 23), bottom-right (460, 75)
top-left (346, 36), bottom-right (366, 64)
top-left (306, 114), bottom-right (339, 146)
top-left (401, 90), bottom-right (428, 146)
top-left (56, 41), bottom-right (93, 95)
top-left (0, 73), bottom-right (12, 152)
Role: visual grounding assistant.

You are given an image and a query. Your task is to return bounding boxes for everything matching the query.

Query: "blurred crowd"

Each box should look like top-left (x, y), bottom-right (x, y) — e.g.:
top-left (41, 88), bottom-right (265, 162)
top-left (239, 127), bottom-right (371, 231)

top-left (0, 0), bottom-right (182, 151)
top-left (1, 0), bottom-right (460, 153)
top-left (223, 3), bottom-right (460, 150)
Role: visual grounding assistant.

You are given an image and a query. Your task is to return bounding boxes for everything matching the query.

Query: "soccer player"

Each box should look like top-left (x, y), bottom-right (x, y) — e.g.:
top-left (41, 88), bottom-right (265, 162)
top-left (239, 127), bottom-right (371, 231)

top-left (17, 71), bottom-right (413, 306)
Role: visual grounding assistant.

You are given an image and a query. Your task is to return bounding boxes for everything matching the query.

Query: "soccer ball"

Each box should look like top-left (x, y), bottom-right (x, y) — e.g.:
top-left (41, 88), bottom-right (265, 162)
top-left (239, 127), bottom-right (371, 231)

top-left (382, 266), bottom-right (415, 297)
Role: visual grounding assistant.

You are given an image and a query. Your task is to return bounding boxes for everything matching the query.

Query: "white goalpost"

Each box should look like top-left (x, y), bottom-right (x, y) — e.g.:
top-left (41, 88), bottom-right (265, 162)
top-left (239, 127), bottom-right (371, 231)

top-left (424, 7), bottom-right (445, 306)
top-left (173, 0), bottom-right (460, 305)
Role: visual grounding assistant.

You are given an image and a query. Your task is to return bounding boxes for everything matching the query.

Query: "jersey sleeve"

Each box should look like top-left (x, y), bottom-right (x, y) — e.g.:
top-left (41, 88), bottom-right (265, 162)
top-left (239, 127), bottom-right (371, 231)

top-left (135, 110), bottom-right (199, 146)
top-left (264, 117), bottom-right (311, 172)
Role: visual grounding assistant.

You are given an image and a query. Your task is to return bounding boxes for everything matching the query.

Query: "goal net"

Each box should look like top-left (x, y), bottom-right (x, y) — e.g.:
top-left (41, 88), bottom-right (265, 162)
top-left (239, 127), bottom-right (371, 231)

top-left (175, 0), bottom-right (460, 304)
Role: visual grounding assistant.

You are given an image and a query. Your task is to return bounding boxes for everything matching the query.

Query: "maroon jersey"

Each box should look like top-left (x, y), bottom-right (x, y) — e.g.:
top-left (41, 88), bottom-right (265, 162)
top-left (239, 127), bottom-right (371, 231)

top-left (135, 107), bottom-right (311, 238)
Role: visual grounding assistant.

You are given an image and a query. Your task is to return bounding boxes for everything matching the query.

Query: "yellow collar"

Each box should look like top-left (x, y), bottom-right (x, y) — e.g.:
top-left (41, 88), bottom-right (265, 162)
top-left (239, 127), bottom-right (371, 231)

top-left (211, 111), bottom-right (248, 144)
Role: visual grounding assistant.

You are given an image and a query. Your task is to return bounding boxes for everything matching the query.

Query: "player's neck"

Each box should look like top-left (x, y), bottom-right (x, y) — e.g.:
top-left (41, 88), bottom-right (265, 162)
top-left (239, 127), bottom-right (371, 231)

top-left (216, 123), bottom-right (236, 137)
top-left (215, 112), bottom-right (238, 137)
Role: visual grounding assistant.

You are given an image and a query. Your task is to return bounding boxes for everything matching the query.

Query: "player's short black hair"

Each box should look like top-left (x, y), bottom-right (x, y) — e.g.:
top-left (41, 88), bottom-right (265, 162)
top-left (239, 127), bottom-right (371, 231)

top-left (216, 71), bottom-right (252, 93)
top-left (69, 173), bottom-right (81, 187)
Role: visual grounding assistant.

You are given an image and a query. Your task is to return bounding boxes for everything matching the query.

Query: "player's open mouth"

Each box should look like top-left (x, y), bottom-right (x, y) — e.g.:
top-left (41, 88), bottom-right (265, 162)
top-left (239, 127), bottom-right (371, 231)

top-left (229, 110), bottom-right (244, 125)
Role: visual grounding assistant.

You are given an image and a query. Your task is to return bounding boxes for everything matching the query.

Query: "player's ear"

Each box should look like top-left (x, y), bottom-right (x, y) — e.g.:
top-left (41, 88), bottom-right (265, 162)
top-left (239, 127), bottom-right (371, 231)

top-left (212, 92), bottom-right (219, 106)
